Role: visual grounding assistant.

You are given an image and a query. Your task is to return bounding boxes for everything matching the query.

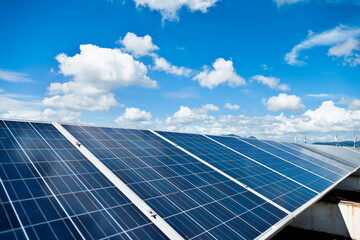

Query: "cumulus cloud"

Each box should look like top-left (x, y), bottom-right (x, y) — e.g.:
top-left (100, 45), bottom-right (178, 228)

top-left (165, 104), bottom-right (218, 124)
top-left (118, 32), bottom-right (191, 75)
top-left (193, 58), bottom-right (245, 89)
top-left (250, 75), bottom-right (290, 91)
top-left (44, 44), bottom-right (156, 112)
top-left (133, 0), bottom-right (220, 21)
top-left (285, 25), bottom-right (360, 66)
top-left (115, 107), bottom-right (152, 126)
top-left (0, 69), bottom-right (35, 83)
top-left (273, 0), bottom-right (307, 7)
top-left (119, 32), bottom-right (159, 57)
top-left (225, 103), bottom-right (240, 110)
top-left (264, 93), bottom-right (305, 111)
top-left (153, 57), bottom-right (192, 76)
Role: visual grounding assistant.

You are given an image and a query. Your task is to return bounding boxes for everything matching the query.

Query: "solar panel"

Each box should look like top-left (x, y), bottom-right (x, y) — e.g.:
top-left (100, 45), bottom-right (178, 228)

top-left (1, 120), bottom-right (168, 240)
top-left (209, 136), bottom-right (336, 193)
top-left (304, 144), bottom-right (360, 166)
top-left (2, 119), bottom-right (359, 240)
top-left (285, 143), bottom-right (358, 169)
top-left (259, 140), bottom-right (354, 173)
top-left (62, 124), bottom-right (288, 240)
top-left (235, 138), bottom-right (345, 183)
top-left (154, 131), bottom-right (318, 213)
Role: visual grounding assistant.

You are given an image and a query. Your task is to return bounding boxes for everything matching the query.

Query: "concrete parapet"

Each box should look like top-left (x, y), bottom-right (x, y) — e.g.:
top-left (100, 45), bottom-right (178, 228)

top-left (290, 193), bottom-right (360, 239)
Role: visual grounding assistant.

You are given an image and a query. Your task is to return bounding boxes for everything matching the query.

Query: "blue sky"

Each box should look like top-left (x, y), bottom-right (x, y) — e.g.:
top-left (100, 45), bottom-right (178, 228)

top-left (0, 0), bottom-right (360, 142)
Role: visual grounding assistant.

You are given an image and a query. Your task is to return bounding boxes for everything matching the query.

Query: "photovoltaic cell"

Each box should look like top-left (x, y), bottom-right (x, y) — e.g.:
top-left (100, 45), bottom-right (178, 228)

top-left (63, 124), bottom-right (288, 240)
top-left (1, 120), bottom-right (167, 240)
top-left (157, 131), bottom-right (318, 212)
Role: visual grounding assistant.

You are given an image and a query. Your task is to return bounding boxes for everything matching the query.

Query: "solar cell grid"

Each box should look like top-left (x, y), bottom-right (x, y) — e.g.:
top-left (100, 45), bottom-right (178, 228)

top-left (0, 121), bottom-right (84, 240)
top-left (157, 131), bottom-right (318, 212)
top-left (207, 135), bottom-right (333, 193)
top-left (309, 145), bottom-right (360, 166)
top-left (2, 120), bottom-right (167, 240)
top-left (289, 143), bottom-right (358, 168)
top-left (235, 137), bottom-right (342, 183)
top-left (63, 124), bottom-right (288, 240)
top-left (257, 140), bottom-right (352, 175)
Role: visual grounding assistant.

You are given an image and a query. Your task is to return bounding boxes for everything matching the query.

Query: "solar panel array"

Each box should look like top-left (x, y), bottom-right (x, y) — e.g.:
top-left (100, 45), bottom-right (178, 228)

top-left (0, 121), bottom-right (167, 240)
top-left (1, 119), bottom-right (359, 240)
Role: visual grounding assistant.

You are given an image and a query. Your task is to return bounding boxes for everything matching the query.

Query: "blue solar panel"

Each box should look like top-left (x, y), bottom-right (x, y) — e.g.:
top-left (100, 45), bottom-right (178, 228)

top-left (1, 120), bottom-right (167, 240)
top-left (63, 124), bottom-right (288, 240)
top-left (235, 137), bottom-right (345, 183)
top-left (256, 140), bottom-right (353, 175)
top-left (284, 143), bottom-right (358, 169)
top-left (304, 144), bottom-right (360, 167)
top-left (207, 136), bottom-right (335, 193)
top-left (152, 131), bottom-right (319, 213)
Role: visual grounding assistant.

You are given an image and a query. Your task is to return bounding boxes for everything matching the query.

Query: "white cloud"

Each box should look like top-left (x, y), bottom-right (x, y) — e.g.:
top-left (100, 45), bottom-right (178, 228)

top-left (349, 99), bottom-right (360, 110)
top-left (44, 44), bottom-right (156, 112)
top-left (115, 107), bottom-right (152, 125)
top-left (285, 25), bottom-right (360, 66)
top-left (273, 0), bottom-right (307, 7)
top-left (250, 75), bottom-right (290, 91)
top-left (225, 103), bottom-right (240, 110)
top-left (261, 64), bottom-right (272, 70)
top-left (0, 93), bottom-right (81, 122)
top-left (193, 58), bottom-right (246, 89)
top-left (328, 37), bottom-right (359, 57)
top-left (0, 69), bottom-right (35, 83)
top-left (307, 93), bottom-right (333, 98)
top-left (165, 104), bottom-right (218, 124)
top-left (264, 93), bottom-right (304, 111)
top-left (43, 94), bottom-right (119, 112)
top-left (133, 0), bottom-right (219, 21)
top-left (119, 32), bottom-right (159, 57)
top-left (55, 44), bottom-right (156, 89)
top-left (153, 57), bottom-right (192, 76)
top-left (118, 33), bottom-right (191, 76)
top-left (148, 101), bottom-right (360, 142)
top-left (202, 104), bottom-right (219, 111)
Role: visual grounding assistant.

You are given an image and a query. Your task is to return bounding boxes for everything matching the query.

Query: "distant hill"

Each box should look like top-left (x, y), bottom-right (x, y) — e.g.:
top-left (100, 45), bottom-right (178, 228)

top-left (312, 141), bottom-right (360, 147)
top-left (225, 134), bottom-right (241, 137)
top-left (224, 134), bottom-right (257, 139)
